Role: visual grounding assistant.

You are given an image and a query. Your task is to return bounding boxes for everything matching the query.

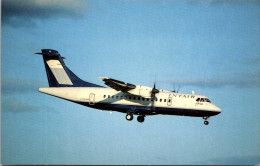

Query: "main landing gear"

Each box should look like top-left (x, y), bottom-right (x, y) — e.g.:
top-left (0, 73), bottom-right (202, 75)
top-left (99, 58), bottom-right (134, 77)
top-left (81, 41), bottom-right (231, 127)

top-left (137, 115), bottom-right (145, 123)
top-left (125, 113), bottom-right (145, 123)
top-left (203, 116), bottom-right (210, 125)
top-left (126, 113), bottom-right (133, 121)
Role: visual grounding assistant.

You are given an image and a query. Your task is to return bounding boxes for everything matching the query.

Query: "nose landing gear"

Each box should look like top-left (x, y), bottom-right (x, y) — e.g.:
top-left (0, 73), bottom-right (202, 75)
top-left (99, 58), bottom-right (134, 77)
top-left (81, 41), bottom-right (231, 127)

top-left (203, 116), bottom-right (210, 125)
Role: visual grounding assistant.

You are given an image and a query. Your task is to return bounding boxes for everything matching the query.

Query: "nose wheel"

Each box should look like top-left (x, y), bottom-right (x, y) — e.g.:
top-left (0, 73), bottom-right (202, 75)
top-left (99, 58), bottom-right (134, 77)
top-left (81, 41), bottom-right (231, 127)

top-left (203, 116), bottom-right (210, 125)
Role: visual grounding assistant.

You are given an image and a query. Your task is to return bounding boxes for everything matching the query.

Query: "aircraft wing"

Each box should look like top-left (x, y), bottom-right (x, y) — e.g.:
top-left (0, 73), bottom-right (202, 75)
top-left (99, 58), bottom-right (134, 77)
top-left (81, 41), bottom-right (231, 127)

top-left (99, 77), bottom-right (136, 92)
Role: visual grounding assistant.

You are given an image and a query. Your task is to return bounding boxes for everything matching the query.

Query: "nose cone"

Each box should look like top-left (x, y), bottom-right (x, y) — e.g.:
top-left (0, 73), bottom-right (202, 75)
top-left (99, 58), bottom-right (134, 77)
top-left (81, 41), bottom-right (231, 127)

top-left (214, 105), bottom-right (222, 113)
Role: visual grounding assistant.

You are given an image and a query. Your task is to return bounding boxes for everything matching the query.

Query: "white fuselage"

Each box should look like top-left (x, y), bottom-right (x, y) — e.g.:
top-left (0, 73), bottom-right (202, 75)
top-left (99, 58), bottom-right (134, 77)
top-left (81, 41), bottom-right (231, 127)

top-left (39, 87), bottom-right (221, 117)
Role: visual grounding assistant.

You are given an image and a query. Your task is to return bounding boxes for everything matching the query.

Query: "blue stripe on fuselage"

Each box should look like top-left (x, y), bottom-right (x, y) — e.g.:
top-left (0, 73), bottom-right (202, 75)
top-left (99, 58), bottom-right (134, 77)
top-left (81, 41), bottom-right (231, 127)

top-left (75, 102), bottom-right (220, 117)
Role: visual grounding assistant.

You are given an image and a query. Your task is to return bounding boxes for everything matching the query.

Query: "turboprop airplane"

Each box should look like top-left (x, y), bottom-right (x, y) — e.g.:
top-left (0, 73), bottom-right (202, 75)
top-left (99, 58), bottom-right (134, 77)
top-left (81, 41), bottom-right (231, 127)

top-left (37, 49), bottom-right (221, 125)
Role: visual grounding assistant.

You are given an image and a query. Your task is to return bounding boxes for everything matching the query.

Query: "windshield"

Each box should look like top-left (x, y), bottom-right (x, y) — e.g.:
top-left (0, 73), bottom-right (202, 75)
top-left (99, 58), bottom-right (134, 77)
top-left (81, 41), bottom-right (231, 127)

top-left (196, 98), bottom-right (211, 103)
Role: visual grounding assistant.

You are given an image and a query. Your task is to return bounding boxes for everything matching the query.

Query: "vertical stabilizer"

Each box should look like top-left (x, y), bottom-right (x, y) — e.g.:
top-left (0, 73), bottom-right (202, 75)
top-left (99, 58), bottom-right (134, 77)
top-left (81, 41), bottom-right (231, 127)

top-left (36, 49), bottom-right (102, 87)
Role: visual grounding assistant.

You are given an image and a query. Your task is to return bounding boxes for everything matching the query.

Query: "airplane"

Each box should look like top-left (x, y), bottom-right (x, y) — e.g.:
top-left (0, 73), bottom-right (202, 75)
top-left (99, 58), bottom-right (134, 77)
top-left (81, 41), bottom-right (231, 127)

top-left (36, 49), bottom-right (221, 125)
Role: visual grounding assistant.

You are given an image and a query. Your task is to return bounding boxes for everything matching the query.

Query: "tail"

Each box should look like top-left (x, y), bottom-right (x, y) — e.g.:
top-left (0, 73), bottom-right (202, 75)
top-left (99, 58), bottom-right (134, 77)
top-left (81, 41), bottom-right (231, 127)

top-left (36, 49), bottom-right (102, 87)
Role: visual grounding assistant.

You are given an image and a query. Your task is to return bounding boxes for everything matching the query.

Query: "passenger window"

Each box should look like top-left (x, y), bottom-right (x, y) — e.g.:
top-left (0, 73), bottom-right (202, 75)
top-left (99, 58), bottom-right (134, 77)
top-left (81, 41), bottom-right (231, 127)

top-left (133, 97), bottom-right (136, 100)
top-left (142, 98), bottom-right (145, 101)
top-left (160, 99), bottom-right (162, 102)
top-left (104, 95), bottom-right (106, 98)
top-left (108, 95), bottom-right (110, 98)
top-left (129, 96), bottom-right (131, 100)
top-left (147, 98), bottom-right (150, 101)
top-left (168, 99), bottom-right (171, 102)
top-left (116, 96), bottom-right (118, 99)
top-left (120, 96), bottom-right (123, 99)
top-left (164, 99), bottom-right (166, 102)
top-left (112, 96), bottom-right (114, 98)
top-left (138, 97), bottom-right (140, 100)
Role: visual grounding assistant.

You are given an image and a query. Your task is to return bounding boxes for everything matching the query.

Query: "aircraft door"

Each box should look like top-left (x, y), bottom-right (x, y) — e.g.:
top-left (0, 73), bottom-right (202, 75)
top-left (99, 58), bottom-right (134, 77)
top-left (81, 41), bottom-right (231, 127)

top-left (89, 93), bottom-right (95, 105)
top-left (167, 97), bottom-right (172, 106)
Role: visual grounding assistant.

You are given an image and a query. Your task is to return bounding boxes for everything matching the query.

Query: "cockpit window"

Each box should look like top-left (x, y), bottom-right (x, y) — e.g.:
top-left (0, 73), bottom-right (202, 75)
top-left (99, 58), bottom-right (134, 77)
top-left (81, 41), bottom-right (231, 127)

top-left (205, 98), bottom-right (211, 103)
top-left (196, 98), bottom-right (211, 103)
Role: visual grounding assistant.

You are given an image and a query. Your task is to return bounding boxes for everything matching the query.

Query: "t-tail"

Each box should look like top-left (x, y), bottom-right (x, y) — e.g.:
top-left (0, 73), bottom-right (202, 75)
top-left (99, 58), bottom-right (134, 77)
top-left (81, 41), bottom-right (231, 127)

top-left (36, 49), bottom-right (102, 87)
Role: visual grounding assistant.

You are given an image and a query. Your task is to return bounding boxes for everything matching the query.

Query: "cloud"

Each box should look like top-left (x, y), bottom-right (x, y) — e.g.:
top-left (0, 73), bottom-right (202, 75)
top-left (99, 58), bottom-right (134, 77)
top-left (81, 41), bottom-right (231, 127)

top-left (159, 76), bottom-right (260, 89)
top-left (2, 0), bottom-right (87, 27)
top-left (2, 78), bottom-right (47, 94)
top-left (2, 98), bottom-right (39, 113)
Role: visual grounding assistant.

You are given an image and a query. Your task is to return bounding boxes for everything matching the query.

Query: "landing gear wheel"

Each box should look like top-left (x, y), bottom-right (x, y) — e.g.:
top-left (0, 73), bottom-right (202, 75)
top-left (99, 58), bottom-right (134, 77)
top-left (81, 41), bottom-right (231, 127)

top-left (204, 121), bottom-right (209, 125)
top-left (137, 115), bottom-right (145, 123)
top-left (126, 114), bottom-right (133, 121)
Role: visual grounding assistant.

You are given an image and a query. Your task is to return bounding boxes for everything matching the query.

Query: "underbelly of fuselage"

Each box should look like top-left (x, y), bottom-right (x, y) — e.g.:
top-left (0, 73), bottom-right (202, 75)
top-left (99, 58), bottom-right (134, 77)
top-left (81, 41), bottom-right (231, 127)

top-left (75, 102), bottom-right (220, 117)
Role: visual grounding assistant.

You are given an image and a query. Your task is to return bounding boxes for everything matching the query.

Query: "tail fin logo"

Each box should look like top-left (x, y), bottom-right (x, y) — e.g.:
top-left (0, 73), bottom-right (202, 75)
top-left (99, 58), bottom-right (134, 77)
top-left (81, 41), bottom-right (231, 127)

top-left (46, 60), bottom-right (73, 85)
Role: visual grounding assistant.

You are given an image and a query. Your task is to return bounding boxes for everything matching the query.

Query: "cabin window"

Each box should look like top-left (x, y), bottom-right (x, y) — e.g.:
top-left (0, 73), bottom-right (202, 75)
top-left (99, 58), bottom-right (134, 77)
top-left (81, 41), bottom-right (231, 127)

top-left (104, 95), bottom-right (106, 98)
top-left (116, 96), bottom-right (118, 99)
top-left (120, 96), bottom-right (123, 99)
top-left (129, 96), bottom-right (131, 100)
top-left (164, 99), bottom-right (166, 102)
top-left (147, 98), bottom-right (149, 101)
top-left (151, 99), bottom-right (153, 101)
top-left (196, 98), bottom-right (200, 102)
top-left (108, 95), bottom-right (110, 98)
top-left (142, 98), bottom-right (145, 101)
top-left (112, 96), bottom-right (114, 98)
top-left (133, 97), bottom-right (136, 100)
top-left (200, 98), bottom-right (205, 102)
top-left (138, 97), bottom-right (140, 100)
top-left (168, 99), bottom-right (171, 102)
top-left (160, 99), bottom-right (162, 102)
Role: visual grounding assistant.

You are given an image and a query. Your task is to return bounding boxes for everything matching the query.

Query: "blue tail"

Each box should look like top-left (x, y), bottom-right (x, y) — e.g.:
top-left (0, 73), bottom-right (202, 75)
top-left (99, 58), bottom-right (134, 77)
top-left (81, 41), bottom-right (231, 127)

top-left (36, 49), bottom-right (102, 87)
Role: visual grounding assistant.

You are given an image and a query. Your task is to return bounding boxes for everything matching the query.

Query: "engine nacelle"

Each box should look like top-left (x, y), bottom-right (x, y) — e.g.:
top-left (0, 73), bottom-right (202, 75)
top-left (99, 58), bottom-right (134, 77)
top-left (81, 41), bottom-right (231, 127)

top-left (127, 85), bottom-right (153, 98)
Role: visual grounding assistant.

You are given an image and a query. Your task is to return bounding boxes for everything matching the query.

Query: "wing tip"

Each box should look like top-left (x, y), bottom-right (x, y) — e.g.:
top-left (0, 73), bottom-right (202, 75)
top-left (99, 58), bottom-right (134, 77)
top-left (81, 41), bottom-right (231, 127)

top-left (98, 77), bottom-right (109, 81)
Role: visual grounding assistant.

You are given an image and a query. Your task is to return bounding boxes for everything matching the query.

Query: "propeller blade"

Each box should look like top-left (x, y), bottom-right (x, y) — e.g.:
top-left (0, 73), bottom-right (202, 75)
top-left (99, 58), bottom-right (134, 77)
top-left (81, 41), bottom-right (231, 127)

top-left (151, 82), bottom-right (159, 94)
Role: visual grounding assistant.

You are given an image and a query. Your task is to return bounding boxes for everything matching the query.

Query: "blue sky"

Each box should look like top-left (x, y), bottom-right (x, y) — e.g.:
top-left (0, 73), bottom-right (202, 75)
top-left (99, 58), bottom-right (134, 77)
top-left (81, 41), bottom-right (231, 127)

top-left (1, 0), bottom-right (260, 164)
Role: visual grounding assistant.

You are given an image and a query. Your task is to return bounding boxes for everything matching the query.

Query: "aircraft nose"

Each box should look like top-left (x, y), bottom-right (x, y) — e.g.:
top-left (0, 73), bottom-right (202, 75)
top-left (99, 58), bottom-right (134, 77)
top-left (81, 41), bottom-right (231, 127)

top-left (214, 105), bottom-right (222, 113)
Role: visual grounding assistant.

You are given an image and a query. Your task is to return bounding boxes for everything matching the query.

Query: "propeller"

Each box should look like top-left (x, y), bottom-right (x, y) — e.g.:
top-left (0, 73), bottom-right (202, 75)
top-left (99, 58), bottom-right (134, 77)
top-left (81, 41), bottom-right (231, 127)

top-left (150, 82), bottom-right (159, 112)
top-left (172, 84), bottom-right (180, 93)
top-left (151, 82), bottom-right (159, 97)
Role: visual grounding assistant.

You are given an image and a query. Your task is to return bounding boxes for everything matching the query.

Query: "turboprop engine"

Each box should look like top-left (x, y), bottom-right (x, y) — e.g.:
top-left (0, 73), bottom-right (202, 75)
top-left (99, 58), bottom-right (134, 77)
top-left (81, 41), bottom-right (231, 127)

top-left (127, 85), bottom-right (158, 98)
